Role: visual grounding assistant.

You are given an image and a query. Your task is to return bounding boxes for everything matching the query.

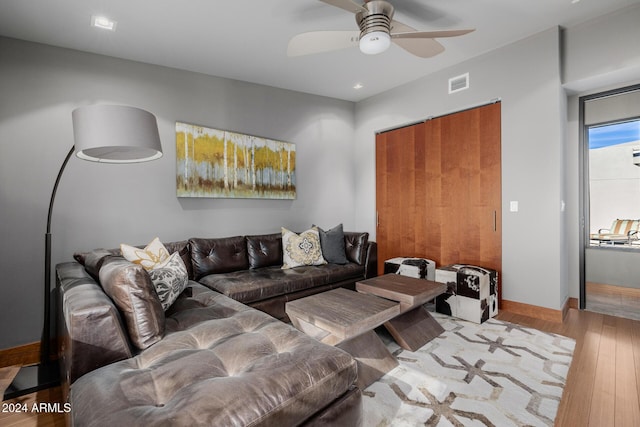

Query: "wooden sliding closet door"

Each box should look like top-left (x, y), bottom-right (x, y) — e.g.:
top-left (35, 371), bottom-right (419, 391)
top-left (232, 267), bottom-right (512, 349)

top-left (376, 123), bottom-right (429, 264)
top-left (376, 103), bottom-right (502, 303)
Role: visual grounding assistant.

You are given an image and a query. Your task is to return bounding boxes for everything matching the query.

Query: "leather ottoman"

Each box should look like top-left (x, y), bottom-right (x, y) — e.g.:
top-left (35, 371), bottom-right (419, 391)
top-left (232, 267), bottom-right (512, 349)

top-left (435, 264), bottom-right (498, 324)
top-left (383, 257), bottom-right (436, 281)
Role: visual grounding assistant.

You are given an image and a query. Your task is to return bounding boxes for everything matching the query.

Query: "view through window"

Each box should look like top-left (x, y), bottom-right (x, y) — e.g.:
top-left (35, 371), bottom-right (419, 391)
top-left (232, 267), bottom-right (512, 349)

top-left (588, 119), bottom-right (640, 248)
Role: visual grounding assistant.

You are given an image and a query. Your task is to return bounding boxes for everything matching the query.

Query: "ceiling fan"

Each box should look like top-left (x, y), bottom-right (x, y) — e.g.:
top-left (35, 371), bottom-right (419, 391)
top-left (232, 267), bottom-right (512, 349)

top-left (288, 0), bottom-right (474, 58)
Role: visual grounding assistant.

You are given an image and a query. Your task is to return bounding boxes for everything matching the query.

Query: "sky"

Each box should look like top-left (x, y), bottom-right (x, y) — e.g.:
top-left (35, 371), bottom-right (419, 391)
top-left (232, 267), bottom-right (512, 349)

top-left (589, 119), bottom-right (640, 149)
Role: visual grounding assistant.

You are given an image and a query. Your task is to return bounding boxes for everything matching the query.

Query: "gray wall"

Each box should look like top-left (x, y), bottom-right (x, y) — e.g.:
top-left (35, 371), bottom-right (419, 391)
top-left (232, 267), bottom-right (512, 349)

top-left (353, 3), bottom-right (640, 310)
top-left (0, 37), bottom-right (357, 348)
top-left (563, 4), bottom-right (640, 94)
top-left (354, 28), bottom-right (568, 310)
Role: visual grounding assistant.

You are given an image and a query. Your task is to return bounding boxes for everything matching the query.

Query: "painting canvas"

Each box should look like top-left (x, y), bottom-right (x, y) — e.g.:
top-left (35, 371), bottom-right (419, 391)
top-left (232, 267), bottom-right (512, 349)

top-left (176, 122), bottom-right (296, 199)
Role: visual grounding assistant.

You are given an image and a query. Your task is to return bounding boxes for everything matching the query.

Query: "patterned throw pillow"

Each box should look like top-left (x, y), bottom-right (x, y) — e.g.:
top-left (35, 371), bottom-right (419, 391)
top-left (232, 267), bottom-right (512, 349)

top-left (121, 237), bottom-right (169, 270)
top-left (281, 227), bottom-right (327, 269)
top-left (148, 252), bottom-right (189, 310)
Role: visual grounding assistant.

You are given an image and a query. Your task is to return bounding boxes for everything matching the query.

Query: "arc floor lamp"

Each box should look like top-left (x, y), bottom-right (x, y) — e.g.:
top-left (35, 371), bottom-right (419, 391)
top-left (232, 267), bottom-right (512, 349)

top-left (6, 104), bottom-right (163, 398)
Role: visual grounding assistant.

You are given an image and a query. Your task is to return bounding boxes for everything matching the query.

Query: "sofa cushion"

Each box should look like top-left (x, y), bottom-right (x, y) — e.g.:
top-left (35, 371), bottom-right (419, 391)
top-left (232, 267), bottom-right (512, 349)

top-left (71, 294), bottom-right (357, 427)
top-left (344, 232), bottom-right (369, 265)
top-left (57, 262), bottom-right (133, 385)
top-left (164, 282), bottom-right (254, 333)
top-left (246, 233), bottom-right (282, 269)
top-left (282, 227), bottom-right (327, 269)
top-left (316, 224), bottom-right (348, 264)
top-left (73, 248), bottom-right (118, 279)
top-left (190, 236), bottom-right (249, 280)
top-left (99, 257), bottom-right (165, 350)
top-left (321, 262), bottom-right (366, 283)
top-left (74, 239), bottom-right (193, 280)
top-left (199, 263), bottom-right (364, 304)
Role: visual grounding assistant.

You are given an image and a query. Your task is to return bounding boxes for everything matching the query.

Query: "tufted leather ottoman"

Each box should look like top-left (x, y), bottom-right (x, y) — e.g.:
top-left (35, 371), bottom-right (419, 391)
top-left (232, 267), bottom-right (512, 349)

top-left (71, 284), bottom-right (360, 426)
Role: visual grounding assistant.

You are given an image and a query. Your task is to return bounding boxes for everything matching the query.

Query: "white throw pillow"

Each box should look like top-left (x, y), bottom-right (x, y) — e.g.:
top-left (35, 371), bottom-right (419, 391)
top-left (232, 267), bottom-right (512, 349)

top-left (281, 227), bottom-right (327, 269)
top-left (148, 252), bottom-right (189, 311)
top-left (121, 237), bottom-right (169, 270)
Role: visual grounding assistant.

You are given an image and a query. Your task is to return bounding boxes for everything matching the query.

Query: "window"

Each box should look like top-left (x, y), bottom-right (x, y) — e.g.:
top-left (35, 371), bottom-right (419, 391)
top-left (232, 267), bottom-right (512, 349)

top-left (588, 119), bottom-right (640, 247)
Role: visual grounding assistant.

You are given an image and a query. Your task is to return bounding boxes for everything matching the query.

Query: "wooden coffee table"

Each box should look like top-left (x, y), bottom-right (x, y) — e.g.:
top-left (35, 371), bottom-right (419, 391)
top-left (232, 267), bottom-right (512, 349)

top-left (285, 287), bottom-right (400, 389)
top-left (356, 274), bottom-right (447, 351)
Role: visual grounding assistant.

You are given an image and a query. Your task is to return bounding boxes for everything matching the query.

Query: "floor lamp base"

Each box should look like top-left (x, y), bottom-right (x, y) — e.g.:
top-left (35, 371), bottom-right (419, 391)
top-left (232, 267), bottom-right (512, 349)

top-left (3, 361), bottom-right (60, 400)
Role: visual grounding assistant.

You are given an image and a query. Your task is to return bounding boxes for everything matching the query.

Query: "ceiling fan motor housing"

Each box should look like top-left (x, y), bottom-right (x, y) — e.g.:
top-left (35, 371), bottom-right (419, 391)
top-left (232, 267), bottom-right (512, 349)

top-left (356, 0), bottom-right (394, 38)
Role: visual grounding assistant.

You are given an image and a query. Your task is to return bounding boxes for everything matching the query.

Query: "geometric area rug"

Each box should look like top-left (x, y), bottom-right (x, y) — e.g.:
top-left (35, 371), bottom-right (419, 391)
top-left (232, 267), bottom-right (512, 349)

top-left (363, 312), bottom-right (576, 427)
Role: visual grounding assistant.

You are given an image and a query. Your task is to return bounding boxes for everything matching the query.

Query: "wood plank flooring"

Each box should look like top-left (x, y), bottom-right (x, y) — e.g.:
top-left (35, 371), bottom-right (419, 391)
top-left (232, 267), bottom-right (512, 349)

top-left (586, 282), bottom-right (640, 321)
top-left (3, 308), bottom-right (639, 426)
top-left (0, 366), bottom-right (20, 398)
top-left (1, 387), bottom-right (66, 427)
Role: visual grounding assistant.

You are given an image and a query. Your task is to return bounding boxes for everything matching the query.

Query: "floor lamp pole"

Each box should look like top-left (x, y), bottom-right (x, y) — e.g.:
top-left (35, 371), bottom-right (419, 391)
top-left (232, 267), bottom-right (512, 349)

top-left (4, 146), bottom-right (73, 400)
top-left (42, 145), bottom-right (75, 364)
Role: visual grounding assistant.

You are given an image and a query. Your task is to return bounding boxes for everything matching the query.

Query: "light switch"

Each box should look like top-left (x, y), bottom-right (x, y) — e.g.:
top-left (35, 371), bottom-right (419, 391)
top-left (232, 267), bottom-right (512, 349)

top-left (510, 201), bottom-right (519, 212)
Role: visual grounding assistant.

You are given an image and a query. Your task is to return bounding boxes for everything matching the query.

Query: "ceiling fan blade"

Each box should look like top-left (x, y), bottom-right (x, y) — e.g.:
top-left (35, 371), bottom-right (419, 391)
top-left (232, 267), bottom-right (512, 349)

top-left (388, 19), bottom-right (471, 57)
top-left (318, 0), bottom-right (367, 14)
top-left (287, 31), bottom-right (360, 57)
top-left (392, 38), bottom-right (445, 58)
top-left (392, 29), bottom-right (475, 39)
top-left (387, 19), bottom-right (442, 58)
top-left (390, 19), bottom-right (417, 34)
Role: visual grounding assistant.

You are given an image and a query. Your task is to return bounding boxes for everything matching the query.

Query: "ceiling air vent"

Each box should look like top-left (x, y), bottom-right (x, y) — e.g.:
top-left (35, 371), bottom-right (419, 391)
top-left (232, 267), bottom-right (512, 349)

top-left (448, 73), bottom-right (469, 94)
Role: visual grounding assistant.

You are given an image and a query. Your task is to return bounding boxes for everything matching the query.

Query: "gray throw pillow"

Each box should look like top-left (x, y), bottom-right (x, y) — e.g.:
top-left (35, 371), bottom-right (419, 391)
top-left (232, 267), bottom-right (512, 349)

top-left (316, 224), bottom-right (348, 264)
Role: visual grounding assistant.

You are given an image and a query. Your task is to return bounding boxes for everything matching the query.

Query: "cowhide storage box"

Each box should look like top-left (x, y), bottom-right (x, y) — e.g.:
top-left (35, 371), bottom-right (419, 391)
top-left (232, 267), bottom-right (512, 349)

top-left (435, 264), bottom-right (498, 324)
top-left (384, 257), bottom-right (436, 281)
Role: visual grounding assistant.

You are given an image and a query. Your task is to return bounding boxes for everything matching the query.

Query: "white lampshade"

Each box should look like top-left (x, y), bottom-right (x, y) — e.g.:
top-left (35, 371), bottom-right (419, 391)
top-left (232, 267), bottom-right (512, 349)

top-left (359, 31), bottom-right (391, 55)
top-left (72, 105), bottom-right (163, 163)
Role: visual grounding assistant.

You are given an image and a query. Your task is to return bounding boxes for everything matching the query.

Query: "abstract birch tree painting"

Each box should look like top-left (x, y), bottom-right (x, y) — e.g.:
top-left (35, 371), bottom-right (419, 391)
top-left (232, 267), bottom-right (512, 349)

top-left (176, 122), bottom-right (296, 199)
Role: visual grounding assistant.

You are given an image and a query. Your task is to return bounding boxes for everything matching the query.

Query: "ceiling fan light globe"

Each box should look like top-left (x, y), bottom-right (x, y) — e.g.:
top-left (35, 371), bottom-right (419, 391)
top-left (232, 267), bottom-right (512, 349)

top-left (359, 31), bottom-right (391, 55)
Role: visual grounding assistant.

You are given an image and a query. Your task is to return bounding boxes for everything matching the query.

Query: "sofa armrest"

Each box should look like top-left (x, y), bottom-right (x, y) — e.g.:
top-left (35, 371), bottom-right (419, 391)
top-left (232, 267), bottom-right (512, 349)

top-left (56, 262), bottom-right (133, 390)
top-left (364, 241), bottom-right (377, 279)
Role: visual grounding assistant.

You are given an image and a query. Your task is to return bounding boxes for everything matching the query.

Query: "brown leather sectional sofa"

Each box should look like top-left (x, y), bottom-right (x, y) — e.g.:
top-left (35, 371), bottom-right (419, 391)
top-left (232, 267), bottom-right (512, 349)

top-left (57, 231), bottom-right (376, 426)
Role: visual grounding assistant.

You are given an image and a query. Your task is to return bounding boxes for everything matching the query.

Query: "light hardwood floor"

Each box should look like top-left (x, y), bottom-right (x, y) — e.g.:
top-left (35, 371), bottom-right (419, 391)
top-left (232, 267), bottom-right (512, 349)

top-left (3, 308), bottom-right (639, 426)
top-left (586, 282), bottom-right (640, 321)
top-left (1, 387), bottom-right (66, 426)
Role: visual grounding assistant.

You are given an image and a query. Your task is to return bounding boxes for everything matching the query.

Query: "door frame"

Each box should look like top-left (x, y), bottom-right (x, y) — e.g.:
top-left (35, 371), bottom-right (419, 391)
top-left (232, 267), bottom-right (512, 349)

top-left (578, 83), bottom-right (640, 310)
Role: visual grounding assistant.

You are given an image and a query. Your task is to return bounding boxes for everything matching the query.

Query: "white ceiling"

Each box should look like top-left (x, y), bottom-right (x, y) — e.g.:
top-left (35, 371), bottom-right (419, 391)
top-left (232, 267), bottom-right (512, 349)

top-left (1, 0), bottom-right (638, 102)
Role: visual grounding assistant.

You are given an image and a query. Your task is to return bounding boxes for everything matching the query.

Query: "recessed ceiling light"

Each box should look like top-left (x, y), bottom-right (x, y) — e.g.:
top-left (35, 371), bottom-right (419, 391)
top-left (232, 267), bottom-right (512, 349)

top-left (353, 83), bottom-right (364, 90)
top-left (91, 15), bottom-right (117, 31)
top-left (571, 0), bottom-right (581, 4)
